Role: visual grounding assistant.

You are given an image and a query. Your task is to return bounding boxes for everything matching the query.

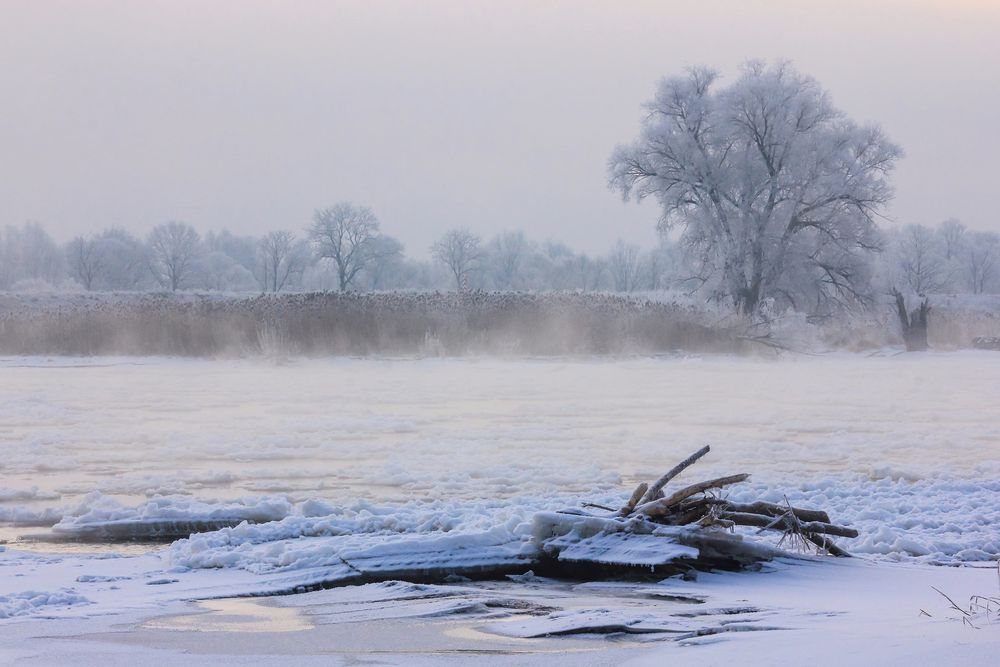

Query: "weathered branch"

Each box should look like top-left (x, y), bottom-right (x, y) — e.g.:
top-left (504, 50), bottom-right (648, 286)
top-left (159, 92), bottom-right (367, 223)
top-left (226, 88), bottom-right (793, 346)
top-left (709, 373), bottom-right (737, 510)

top-left (635, 473), bottom-right (750, 518)
top-left (638, 445), bottom-right (711, 505)
top-left (618, 482), bottom-right (649, 516)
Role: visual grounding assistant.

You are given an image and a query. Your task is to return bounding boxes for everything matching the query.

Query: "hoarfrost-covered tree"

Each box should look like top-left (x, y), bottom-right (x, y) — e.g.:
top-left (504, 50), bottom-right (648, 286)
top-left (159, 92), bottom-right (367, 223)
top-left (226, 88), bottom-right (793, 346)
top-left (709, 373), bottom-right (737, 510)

top-left (488, 230), bottom-right (529, 290)
top-left (543, 243), bottom-right (607, 292)
top-left (964, 231), bottom-right (999, 294)
top-left (66, 236), bottom-right (106, 290)
top-left (938, 218), bottom-right (966, 261)
top-left (610, 61), bottom-right (901, 315)
top-left (0, 222), bottom-right (65, 289)
top-left (98, 228), bottom-right (150, 290)
top-left (580, 257), bottom-right (609, 291)
top-left (257, 230), bottom-right (307, 293)
top-left (198, 251), bottom-right (256, 292)
top-left (0, 228), bottom-right (12, 289)
top-left (641, 240), bottom-right (681, 291)
top-left (608, 240), bottom-right (641, 292)
top-left (432, 228), bottom-right (482, 290)
top-left (309, 203), bottom-right (389, 291)
top-left (359, 235), bottom-right (405, 290)
top-left (148, 221), bottom-right (201, 291)
top-left (533, 241), bottom-right (574, 290)
top-left (893, 224), bottom-right (950, 294)
top-left (205, 230), bottom-right (258, 276)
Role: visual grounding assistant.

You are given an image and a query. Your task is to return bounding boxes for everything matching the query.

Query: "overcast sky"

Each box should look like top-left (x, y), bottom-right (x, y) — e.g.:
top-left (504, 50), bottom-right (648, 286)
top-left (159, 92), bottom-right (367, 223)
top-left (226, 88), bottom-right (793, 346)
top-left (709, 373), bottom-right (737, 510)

top-left (2, 0), bottom-right (998, 257)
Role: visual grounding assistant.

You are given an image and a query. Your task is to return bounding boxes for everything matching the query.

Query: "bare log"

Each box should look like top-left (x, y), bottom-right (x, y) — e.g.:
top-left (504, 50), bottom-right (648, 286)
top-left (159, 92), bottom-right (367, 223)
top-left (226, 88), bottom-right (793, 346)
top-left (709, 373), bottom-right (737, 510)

top-left (635, 474), bottom-right (750, 518)
top-left (702, 499), bottom-right (831, 524)
top-left (719, 512), bottom-right (858, 538)
top-left (804, 533), bottom-right (851, 557)
top-left (638, 445), bottom-right (711, 505)
top-left (698, 516), bottom-right (735, 529)
top-left (617, 482), bottom-right (649, 516)
top-left (800, 522), bottom-right (858, 539)
top-left (673, 501), bottom-right (715, 526)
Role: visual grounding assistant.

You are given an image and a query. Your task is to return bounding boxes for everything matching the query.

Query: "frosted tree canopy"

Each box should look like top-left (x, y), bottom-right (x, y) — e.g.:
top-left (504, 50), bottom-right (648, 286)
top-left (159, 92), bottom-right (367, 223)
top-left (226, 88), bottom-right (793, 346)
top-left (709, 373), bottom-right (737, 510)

top-left (610, 61), bottom-right (902, 315)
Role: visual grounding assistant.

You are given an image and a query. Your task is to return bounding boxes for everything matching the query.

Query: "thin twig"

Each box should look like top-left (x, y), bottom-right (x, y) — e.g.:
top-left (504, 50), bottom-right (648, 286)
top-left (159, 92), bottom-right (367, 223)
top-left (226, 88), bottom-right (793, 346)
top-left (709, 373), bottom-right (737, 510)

top-left (932, 586), bottom-right (972, 617)
top-left (581, 502), bottom-right (617, 513)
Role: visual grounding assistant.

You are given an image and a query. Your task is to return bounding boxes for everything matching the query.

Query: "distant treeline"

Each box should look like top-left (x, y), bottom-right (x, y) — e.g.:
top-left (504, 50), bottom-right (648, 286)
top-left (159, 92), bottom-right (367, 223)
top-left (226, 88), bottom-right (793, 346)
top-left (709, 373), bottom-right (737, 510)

top-left (0, 214), bottom-right (660, 296)
top-left (1, 214), bottom-right (997, 305)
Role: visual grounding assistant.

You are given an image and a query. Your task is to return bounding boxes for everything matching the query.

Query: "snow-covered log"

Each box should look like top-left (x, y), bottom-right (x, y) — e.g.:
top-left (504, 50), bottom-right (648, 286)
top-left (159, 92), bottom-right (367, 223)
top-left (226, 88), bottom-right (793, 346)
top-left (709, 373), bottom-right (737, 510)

top-left (532, 510), bottom-right (782, 575)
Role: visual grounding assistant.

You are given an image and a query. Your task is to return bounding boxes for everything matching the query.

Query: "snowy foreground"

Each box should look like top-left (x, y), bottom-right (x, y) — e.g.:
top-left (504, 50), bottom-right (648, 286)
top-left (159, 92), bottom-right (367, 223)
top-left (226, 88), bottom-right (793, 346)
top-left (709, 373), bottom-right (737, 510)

top-left (1, 353), bottom-right (998, 664)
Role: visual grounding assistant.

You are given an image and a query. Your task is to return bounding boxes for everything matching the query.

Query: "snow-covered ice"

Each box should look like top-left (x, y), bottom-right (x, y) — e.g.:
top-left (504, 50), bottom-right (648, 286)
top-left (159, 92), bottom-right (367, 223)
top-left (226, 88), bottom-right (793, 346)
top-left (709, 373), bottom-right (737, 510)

top-left (0, 589), bottom-right (91, 619)
top-left (1, 352), bottom-right (998, 663)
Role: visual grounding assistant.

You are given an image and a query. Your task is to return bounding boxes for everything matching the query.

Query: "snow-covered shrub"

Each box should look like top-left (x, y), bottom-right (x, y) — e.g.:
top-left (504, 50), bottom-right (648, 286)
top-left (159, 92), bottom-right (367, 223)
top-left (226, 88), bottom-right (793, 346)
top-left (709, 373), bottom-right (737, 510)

top-left (0, 291), bottom-right (738, 357)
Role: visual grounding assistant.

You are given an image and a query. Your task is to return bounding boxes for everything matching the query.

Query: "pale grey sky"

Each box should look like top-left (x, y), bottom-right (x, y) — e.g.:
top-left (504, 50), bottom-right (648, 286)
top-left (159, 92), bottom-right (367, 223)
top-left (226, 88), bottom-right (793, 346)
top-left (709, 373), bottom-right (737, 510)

top-left (2, 0), bottom-right (998, 257)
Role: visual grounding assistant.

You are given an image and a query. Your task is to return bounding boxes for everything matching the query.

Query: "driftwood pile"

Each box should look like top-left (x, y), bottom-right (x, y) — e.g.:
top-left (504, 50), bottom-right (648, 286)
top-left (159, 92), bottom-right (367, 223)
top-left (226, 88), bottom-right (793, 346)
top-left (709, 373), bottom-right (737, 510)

top-left (604, 445), bottom-right (858, 558)
top-left (973, 336), bottom-right (1000, 351)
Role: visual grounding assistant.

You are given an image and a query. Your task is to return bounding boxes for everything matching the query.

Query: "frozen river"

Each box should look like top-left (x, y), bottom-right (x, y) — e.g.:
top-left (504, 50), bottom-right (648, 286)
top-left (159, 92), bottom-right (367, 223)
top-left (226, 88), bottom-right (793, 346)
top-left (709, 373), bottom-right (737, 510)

top-left (2, 352), bottom-right (999, 560)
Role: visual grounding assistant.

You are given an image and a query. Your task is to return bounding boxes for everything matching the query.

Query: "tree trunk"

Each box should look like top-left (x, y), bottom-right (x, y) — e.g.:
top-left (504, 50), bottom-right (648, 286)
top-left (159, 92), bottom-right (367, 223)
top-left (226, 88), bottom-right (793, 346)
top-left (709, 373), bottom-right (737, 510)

top-left (738, 284), bottom-right (760, 315)
top-left (892, 289), bottom-right (929, 351)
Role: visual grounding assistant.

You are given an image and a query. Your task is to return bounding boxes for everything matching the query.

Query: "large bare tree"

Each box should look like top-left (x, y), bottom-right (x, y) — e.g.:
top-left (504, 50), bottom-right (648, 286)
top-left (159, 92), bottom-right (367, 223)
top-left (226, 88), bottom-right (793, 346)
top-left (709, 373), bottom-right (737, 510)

top-left (309, 203), bottom-right (390, 291)
top-left (488, 230), bottom-right (529, 290)
top-left (258, 230), bottom-right (306, 293)
top-left (147, 221), bottom-right (201, 291)
top-left (360, 235), bottom-right (405, 290)
top-left (938, 218), bottom-right (966, 261)
top-left (432, 228), bottom-right (482, 290)
top-left (99, 227), bottom-right (150, 290)
top-left (892, 224), bottom-right (950, 294)
top-left (610, 61), bottom-right (901, 315)
top-left (964, 231), bottom-right (999, 295)
top-left (608, 240), bottom-right (641, 292)
top-left (0, 222), bottom-right (64, 289)
top-left (66, 235), bottom-right (106, 290)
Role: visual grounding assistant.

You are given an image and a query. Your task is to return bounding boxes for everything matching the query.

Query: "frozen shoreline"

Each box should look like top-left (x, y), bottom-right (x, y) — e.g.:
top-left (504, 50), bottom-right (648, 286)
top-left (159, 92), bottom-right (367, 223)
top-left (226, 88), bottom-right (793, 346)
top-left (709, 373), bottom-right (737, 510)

top-left (0, 555), bottom-right (996, 666)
